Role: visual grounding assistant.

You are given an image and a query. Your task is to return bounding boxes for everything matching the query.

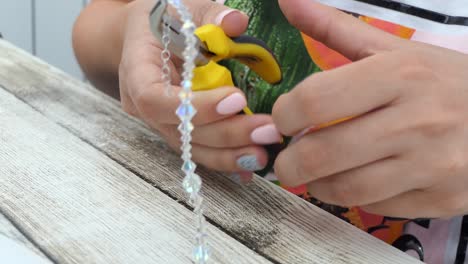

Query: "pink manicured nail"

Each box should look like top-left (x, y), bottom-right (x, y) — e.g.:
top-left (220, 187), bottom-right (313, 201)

top-left (215, 9), bottom-right (241, 25)
top-left (251, 124), bottom-right (282, 145)
top-left (216, 93), bottom-right (247, 115)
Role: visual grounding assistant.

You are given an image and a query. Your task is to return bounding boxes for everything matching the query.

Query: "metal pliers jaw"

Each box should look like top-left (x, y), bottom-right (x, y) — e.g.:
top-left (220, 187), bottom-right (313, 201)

top-left (149, 0), bottom-right (209, 66)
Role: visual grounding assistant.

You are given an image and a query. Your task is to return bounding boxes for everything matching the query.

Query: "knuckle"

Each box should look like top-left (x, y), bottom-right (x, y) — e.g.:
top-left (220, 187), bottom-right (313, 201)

top-left (410, 103), bottom-right (455, 139)
top-left (438, 150), bottom-right (468, 177)
top-left (396, 52), bottom-right (437, 84)
top-left (314, 15), bottom-right (334, 50)
top-left (218, 126), bottom-right (237, 147)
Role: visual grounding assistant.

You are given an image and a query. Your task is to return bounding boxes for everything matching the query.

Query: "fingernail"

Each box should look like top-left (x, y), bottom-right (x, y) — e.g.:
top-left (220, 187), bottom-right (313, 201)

top-left (216, 93), bottom-right (247, 115)
top-left (215, 9), bottom-right (238, 26)
top-left (236, 155), bottom-right (265, 171)
top-left (251, 124), bottom-right (282, 145)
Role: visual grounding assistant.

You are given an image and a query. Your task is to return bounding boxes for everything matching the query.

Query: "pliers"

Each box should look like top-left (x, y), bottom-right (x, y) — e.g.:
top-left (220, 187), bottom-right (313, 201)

top-left (149, 0), bottom-right (282, 115)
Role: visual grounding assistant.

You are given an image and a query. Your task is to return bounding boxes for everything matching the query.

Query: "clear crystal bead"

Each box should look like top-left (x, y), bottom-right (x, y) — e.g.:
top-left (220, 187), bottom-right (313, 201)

top-left (178, 122), bottom-right (194, 133)
top-left (182, 152), bottom-right (192, 160)
top-left (193, 245), bottom-right (210, 263)
top-left (182, 161), bottom-right (196, 174)
top-left (180, 142), bottom-right (192, 152)
top-left (180, 134), bottom-right (192, 142)
top-left (161, 2), bottom-right (210, 262)
top-left (176, 103), bottom-right (196, 120)
top-left (183, 174), bottom-right (202, 194)
top-left (181, 80), bottom-right (192, 89)
top-left (178, 90), bottom-right (193, 101)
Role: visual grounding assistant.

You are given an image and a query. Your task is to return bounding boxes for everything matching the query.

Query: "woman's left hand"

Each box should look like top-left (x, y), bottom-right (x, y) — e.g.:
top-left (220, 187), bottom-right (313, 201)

top-left (272, 0), bottom-right (468, 219)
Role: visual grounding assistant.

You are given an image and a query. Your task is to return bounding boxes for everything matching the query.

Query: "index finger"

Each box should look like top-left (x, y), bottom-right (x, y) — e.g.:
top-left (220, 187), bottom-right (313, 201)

top-left (272, 52), bottom-right (401, 136)
top-left (278, 0), bottom-right (405, 61)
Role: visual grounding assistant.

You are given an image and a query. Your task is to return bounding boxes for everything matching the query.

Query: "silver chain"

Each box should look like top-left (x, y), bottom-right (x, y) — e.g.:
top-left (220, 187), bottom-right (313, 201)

top-left (161, 16), bottom-right (173, 96)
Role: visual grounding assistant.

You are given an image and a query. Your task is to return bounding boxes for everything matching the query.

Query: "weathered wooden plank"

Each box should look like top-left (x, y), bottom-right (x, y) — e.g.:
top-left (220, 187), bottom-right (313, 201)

top-left (0, 39), bottom-right (420, 263)
top-left (0, 214), bottom-right (52, 263)
top-left (0, 85), bottom-right (270, 263)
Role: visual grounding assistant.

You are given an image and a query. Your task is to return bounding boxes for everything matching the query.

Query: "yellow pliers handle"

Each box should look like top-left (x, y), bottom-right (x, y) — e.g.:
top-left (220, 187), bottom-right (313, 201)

top-left (192, 25), bottom-right (282, 115)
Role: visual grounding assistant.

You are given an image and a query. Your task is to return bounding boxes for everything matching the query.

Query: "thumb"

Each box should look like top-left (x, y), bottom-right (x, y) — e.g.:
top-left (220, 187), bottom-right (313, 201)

top-left (278, 0), bottom-right (404, 61)
top-left (186, 0), bottom-right (249, 37)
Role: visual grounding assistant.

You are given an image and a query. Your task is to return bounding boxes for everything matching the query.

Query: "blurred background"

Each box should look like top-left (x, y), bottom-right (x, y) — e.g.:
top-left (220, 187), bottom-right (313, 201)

top-left (0, 1), bottom-right (89, 81)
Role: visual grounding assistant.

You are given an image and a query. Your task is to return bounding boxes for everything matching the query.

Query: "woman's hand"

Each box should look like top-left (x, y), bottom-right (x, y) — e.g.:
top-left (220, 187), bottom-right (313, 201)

top-left (272, 0), bottom-right (468, 218)
top-left (118, 0), bottom-right (282, 175)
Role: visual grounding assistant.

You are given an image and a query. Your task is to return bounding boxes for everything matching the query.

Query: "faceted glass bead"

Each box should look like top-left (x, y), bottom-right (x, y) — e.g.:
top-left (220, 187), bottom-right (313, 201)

top-left (182, 161), bottom-right (196, 173)
top-left (176, 103), bottom-right (196, 120)
top-left (182, 152), bottom-right (192, 160)
top-left (181, 134), bottom-right (192, 142)
top-left (178, 121), bottom-right (194, 133)
top-left (182, 71), bottom-right (194, 80)
top-left (180, 145), bottom-right (192, 154)
top-left (193, 245), bottom-right (210, 263)
top-left (181, 80), bottom-right (192, 90)
top-left (196, 213), bottom-right (206, 228)
top-left (161, 3), bottom-right (211, 261)
top-left (183, 174), bottom-right (202, 194)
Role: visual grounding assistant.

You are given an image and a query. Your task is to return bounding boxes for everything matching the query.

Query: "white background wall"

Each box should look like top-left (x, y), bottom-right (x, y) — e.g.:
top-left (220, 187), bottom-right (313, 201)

top-left (0, 1), bottom-right (88, 80)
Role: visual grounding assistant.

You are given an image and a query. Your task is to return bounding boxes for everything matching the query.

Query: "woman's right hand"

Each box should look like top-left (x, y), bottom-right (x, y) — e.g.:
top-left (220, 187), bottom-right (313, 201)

top-left (118, 0), bottom-right (282, 176)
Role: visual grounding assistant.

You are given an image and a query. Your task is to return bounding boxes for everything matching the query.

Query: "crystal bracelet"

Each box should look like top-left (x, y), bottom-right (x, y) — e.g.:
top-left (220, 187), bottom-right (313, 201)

top-left (160, 0), bottom-right (210, 262)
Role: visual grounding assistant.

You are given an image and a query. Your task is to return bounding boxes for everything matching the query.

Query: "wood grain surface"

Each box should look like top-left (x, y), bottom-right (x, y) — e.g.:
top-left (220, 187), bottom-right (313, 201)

top-left (0, 213), bottom-right (51, 263)
top-left (0, 86), bottom-right (271, 264)
top-left (0, 39), bottom-right (420, 263)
